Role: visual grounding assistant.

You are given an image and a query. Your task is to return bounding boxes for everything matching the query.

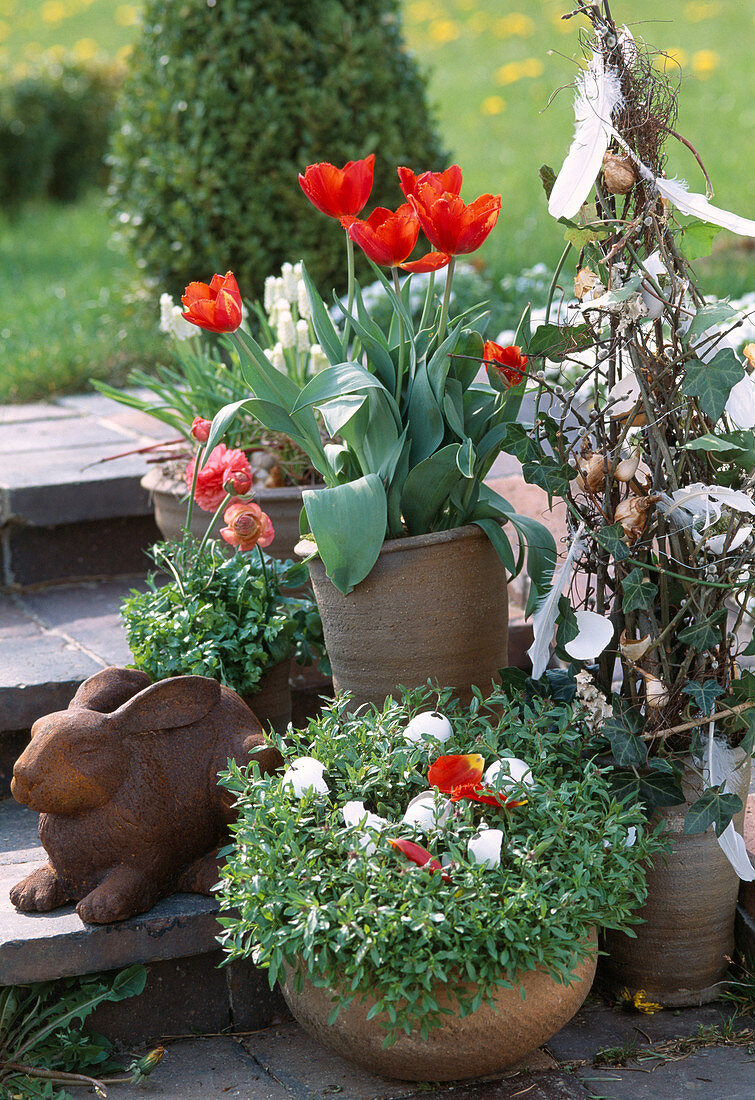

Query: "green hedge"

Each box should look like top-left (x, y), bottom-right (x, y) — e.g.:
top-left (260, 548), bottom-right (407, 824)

top-left (109, 0), bottom-right (447, 298)
top-left (0, 56), bottom-right (122, 207)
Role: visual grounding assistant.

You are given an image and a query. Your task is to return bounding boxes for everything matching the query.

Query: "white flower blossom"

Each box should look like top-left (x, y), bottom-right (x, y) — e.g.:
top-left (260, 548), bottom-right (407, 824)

top-left (297, 278), bottom-right (311, 320)
top-left (296, 318), bottom-right (310, 354)
top-left (159, 293), bottom-right (195, 341)
top-left (271, 342), bottom-right (286, 373)
top-left (282, 261), bottom-right (298, 302)
top-left (276, 301), bottom-right (296, 349)
top-left (309, 343), bottom-right (329, 374)
top-left (263, 276), bottom-right (277, 314)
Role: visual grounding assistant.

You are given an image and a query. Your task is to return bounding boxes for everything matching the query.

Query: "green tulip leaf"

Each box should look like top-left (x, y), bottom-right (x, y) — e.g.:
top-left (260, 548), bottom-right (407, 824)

top-left (401, 445), bottom-right (464, 534)
top-left (303, 475), bottom-right (387, 594)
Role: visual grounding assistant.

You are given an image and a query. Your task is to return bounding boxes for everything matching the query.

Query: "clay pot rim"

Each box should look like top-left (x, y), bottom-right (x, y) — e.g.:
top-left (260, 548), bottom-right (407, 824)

top-left (297, 521), bottom-right (496, 561)
top-left (141, 464), bottom-right (318, 502)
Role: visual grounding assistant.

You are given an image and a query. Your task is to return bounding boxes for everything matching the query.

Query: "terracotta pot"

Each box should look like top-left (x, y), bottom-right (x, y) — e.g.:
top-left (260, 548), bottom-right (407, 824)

top-left (298, 524), bottom-right (509, 710)
top-left (601, 752), bottom-right (751, 1006)
top-left (242, 658), bottom-right (292, 735)
top-left (141, 465), bottom-right (315, 564)
top-left (282, 931), bottom-right (597, 1081)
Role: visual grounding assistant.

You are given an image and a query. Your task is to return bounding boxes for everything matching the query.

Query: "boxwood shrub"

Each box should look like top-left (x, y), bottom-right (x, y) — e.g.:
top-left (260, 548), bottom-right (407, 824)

top-left (108, 0), bottom-right (447, 298)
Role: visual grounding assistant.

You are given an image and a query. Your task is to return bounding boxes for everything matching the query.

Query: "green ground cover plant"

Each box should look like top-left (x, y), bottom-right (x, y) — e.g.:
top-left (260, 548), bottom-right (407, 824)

top-left (1, 0), bottom-right (752, 402)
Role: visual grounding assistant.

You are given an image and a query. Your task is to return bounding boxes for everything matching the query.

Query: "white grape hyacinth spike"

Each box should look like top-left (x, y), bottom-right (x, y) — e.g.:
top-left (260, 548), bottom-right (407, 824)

top-left (403, 711), bottom-right (453, 746)
top-left (282, 756), bottom-right (329, 797)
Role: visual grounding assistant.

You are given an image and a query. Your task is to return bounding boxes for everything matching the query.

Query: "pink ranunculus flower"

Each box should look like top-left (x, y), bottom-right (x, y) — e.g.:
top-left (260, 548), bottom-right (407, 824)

top-left (220, 500), bottom-right (275, 552)
top-left (191, 416), bottom-right (212, 443)
top-left (184, 444), bottom-right (252, 512)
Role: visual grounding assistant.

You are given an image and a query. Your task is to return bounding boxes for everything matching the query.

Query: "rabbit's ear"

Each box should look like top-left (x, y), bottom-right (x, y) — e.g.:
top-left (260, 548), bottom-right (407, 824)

top-left (107, 676), bottom-right (222, 735)
top-left (70, 667), bottom-right (153, 714)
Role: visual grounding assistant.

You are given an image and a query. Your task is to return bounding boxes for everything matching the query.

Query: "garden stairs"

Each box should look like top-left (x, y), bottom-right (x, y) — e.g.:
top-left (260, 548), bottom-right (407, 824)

top-left (1, 393), bottom-right (753, 1045)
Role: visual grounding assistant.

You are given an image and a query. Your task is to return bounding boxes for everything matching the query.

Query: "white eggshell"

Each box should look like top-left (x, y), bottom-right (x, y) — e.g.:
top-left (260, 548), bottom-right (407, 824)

top-left (282, 756), bottom-right (329, 797)
top-left (403, 711), bottom-right (453, 745)
top-left (401, 790), bottom-right (452, 830)
top-left (467, 829), bottom-right (503, 868)
top-left (483, 757), bottom-right (534, 790)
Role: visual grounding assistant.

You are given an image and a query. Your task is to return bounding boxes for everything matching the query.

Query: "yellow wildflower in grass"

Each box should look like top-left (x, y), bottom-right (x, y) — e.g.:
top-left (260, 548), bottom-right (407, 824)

top-left (692, 49), bottom-right (719, 76)
top-left (655, 48), bottom-right (688, 72)
top-left (494, 13), bottom-right (534, 38)
top-left (116, 43), bottom-right (133, 63)
top-left (481, 95), bottom-right (506, 116)
top-left (495, 58), bottom-right (544, 86)
top-left (428, 19), bottom-right (460, 44)
top-left (116, 4), bottom-right (139, 26)
top-left (406, 0), bottom-right (435, 24)
top-left (72, 37), bottom-right (98, 61)
top-left (468, 12), bottom-right (488, 34)
top-left (684, 1), bottom-right (721, 20)
top-left (41, 0), bottom-right (67, 23)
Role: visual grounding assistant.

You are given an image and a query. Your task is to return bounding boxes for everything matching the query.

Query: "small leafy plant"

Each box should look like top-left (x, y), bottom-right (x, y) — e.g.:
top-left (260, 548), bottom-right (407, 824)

top-left (0, 965), bottom-right (160, 1099)
top-left (122, 537), bottom-right (325, 696)
top-left (217, 685), bottom-right (663, 1043)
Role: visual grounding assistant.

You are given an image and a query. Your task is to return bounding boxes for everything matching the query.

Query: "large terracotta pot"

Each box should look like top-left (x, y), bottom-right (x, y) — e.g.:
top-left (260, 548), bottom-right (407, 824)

top-left (282, 932), bottom-right (597, 1081)
top-left (141, 465), bottom-right (312, 564)
top-left (601, 752), bottom-right (751, 1006)
top-left (298, 524), bottom-right (509, 709)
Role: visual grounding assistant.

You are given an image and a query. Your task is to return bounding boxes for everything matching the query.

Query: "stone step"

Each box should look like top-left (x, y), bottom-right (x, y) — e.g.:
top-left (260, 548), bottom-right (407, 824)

top-left (0, 394), bottom-right (168, 586)
top-left (0, 798), bottom-right (285, 1042)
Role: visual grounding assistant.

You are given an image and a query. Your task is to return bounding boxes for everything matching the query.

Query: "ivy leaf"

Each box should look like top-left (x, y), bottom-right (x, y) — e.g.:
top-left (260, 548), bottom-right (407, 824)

top-left (744, 637), bottom-right (755, 656)
top-left (681, 350), bottom-right (745, 422)
top-left (522, 459), bottom-right (573, 496)
top-left (539, 164), bottom-right (556, 200)
top-left (621, 568), bottom-right (658, 613)
top-left (677, 611), bottom-right (726, 653)
top-left (595, 523), bottom-right (631, 563)
top-left (734, 707), bottom-right (755, 756)
top-left (682, 679), bottom-right (725, 716)
top-left (602, 704), bottom-right (646, 768)
top-left (639, 768), bottom-right (686, 811)
top-left (555, 595), bottom-right (579, 648)
top-left (684, 788), bottom-right (743, 837)
top-left (677, 219), bottom-right (723, 261)
top-left (684, 302), bottom-right (737, 344)
top-left (500, 422), bottom-right (542, 464)
top-left (524, 323), bottom-right (593, 362)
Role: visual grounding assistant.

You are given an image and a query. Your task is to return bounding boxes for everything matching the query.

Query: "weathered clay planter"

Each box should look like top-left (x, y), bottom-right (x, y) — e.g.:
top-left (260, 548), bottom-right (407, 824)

top-left (242, 658), bottom-right (292, 735)
top-left (298, 524), bottom-right (509, 709)
top-left (601, 753), bottom-right (751, 1006)
top-left (141, 465), bottom-right (313, 564)
top-left (282, 932), bottom-right (597, 1081)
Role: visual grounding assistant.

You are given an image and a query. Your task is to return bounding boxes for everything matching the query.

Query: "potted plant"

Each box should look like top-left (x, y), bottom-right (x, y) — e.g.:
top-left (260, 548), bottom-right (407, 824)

top-left (184, 157), bottom-right (557, 707)
top-left (94, 261), bottom-right (325, 562)
top-left (121, 469), bottom-right (327, 733)
top-left (216, 683), bottom-right (663, 1081)
top-left (504, 1), bottom-right (755, 1003)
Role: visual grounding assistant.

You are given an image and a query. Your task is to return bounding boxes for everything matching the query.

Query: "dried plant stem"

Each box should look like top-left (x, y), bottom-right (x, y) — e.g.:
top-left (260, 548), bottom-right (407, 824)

top-left (642, 701), bottom-right (755, 741)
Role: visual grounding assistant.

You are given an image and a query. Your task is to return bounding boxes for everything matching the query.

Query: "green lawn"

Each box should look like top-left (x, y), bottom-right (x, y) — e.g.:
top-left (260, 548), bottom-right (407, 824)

top-left (1, 0), bottom-right (753, 402)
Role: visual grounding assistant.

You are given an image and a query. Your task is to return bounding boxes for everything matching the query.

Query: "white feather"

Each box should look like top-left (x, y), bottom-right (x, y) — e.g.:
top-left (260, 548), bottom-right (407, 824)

top-left (706, 732), bottom-right (755, 881)
top-left (654, 177), bottom-right (755, 238)
top-left (527, 523), bottom-right (586, 679)
top-left (548, 52), bottom-right (624, 220)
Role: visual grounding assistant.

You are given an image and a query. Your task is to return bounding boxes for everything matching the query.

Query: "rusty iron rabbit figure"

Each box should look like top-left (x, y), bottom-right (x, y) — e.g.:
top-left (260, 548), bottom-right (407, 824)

top-left (10, 667), bottom-right (282, 924)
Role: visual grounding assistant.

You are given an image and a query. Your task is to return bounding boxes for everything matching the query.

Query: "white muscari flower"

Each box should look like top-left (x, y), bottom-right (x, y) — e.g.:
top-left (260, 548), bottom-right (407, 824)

top-left (271, 342), bottom-right (286, 373)
top-left (297, 278), bottom-right (311, 320)
top-left (483, 757), bottom-right (534, 792)
top-left (403, 711), bottom-right (452, 746)
top-left (282, 756), bottom-right (329, 797)
top-left (309, 343), bottom-right (328, 374)
top-left (158, 293), bottom-right (195, 341)
top-left (263, 347), bottom-right (274, 362)
top-left (467, 829), bottom-right (503, 868)
top-left (401, 790), bottom-right (452, 830)
top-left (263, 276), bottom-right (277, 314)
top-left (282, 261), bottom-right (298, 302)
top-left (296, 318), bottom-right (310, 354)
top-left (276, 301), bottom-right (296, 349)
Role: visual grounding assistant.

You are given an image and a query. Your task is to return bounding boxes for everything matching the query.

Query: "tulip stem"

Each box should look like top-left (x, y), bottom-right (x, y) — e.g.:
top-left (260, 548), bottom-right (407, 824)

top-left (545, 243), bottom-right (572, 324)
top-left (344, 231), bottom-right (355, 354)
top-left (419, 270), bottom-right (436, 331)
top-left (184, 440), bottom-right (206, 538)
top-left (438, 257), bottom-right (456, 343)
top-left (197, 492), bottom-right (232, 557)
top-left (393, 267), bottom-right (406, 405)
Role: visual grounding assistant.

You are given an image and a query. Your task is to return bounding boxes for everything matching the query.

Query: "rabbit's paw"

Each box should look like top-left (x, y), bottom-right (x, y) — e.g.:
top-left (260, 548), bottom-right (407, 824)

top-left (76, 867), bottom-right (157, 924)
top-left (10, 864), bottom-right (71, 911)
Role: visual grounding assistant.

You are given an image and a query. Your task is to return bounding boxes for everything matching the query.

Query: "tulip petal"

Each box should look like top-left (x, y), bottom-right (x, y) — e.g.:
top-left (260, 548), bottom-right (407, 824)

top-left (390, 838), bottom-right (449, 879)
top-left (400, 251), bottom-right (451, 273)
top-left (428, 753), bottom-right (484, 793)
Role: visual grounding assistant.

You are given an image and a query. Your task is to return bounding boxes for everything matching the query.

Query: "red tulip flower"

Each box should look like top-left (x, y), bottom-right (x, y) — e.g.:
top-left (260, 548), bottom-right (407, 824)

top-left (221, 500), bottom-right (275, 552)
top-left (397, 164), bottom-right (463, 201)
top-left (390, 838), bottom-right (451, 882)
top-left (298, 154), bottom-right (375, 226)
top-left (185, 444), bottom-right (251, 512)
top-left (428, 754), bottom-right (524, 809)
top-left (348, 203), bottom-right (420, 267)
top-left (483, 341), bottom-right (527, 388)
top-left (181, 271), bottom-right (243, 333)
top-left (191, 416), bottom-right (212, 443)
top-left (409, 186), bottom-right (501, 260)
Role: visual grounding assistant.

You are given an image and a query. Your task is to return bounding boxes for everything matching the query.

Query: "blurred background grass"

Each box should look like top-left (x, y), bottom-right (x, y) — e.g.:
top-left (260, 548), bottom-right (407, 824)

top-left (1, 0), bottom-right (753, 402)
